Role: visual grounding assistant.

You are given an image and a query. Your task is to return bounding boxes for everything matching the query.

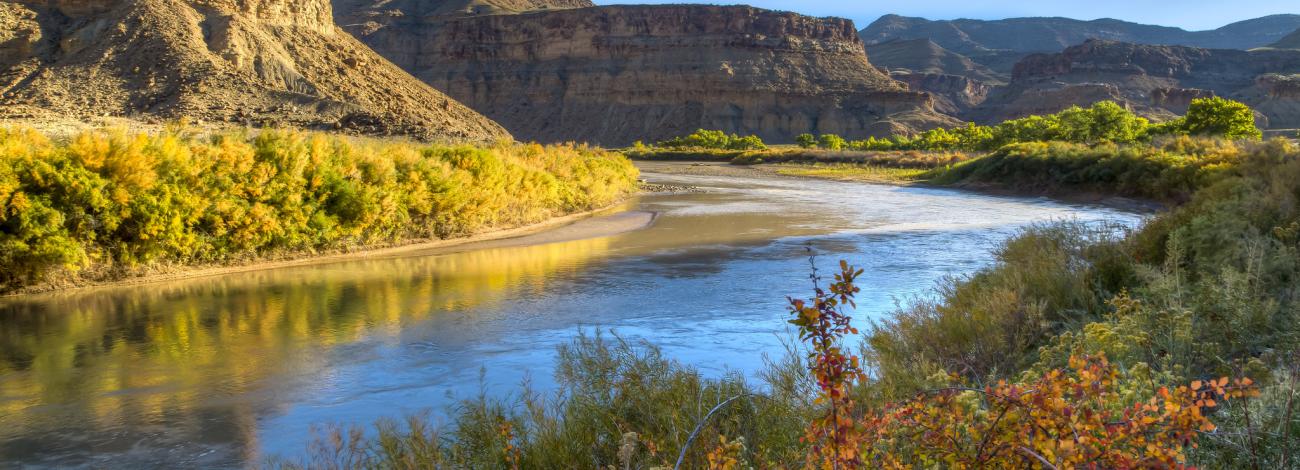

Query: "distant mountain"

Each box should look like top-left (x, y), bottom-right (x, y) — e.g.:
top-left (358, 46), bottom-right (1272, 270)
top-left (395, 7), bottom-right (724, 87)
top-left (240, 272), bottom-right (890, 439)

top-left (1272, 29), bottom-right (1300, 49)
top-left (865, 39), bottom-right (1004, 83)
top-left (861, 14), bottom-right (1300, 71)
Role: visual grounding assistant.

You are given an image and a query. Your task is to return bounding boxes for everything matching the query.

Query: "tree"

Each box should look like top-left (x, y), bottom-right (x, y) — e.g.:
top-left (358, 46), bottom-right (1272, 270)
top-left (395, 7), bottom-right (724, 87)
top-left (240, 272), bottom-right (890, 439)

top-left (796, 133), bottom-right (817, 149)
top-left (818, 134), bottom-right (846, 151)
top-left (1180, 97), bottom-right (1262, 140)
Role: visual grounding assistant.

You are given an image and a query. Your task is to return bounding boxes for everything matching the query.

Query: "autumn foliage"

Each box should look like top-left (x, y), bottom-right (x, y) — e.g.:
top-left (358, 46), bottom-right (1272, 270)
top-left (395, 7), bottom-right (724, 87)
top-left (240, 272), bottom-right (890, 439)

top-left (792, 260), bottom-right (1258, 470)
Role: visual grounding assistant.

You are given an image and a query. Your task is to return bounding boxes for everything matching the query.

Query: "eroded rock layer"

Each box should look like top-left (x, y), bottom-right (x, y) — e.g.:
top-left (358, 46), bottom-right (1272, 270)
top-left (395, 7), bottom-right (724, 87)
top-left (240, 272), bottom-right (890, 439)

top-left (340, 4), bottom-right (957, 145)
top-left (0, 0), bottom-right (510, 142)
top-left (975, 40), bottom-right (1300, 128)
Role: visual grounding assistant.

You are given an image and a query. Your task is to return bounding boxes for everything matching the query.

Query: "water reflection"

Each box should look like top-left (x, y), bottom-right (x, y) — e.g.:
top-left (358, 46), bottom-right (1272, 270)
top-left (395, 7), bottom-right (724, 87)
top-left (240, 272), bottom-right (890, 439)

top-left (0, 164), bottom-right (1143, 467)
top-left (0, 237), bottom-right (610, 467)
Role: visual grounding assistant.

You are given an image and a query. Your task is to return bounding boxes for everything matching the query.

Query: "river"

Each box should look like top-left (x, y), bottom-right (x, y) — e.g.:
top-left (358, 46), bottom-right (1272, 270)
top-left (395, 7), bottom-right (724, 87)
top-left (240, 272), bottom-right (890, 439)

top-left (0, 162), bottom-right (1142, 468)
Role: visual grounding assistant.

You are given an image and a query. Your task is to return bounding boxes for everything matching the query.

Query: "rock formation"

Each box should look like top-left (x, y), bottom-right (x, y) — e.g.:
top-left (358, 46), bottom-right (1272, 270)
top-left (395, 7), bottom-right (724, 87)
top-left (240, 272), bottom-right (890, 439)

top-left (0, 0), bottom-right (510, 142)
top-left (336, 2), bottom-right (958, 145)
top-left (974, 40), bottom-right (1300, 128)
top-left (865, 39), bottom-right (1004, 83)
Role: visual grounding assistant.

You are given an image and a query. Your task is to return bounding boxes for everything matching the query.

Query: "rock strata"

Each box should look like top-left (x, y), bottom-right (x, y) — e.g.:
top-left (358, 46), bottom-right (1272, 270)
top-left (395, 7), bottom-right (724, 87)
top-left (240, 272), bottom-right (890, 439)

top-left (339, 3), bottom-right (958, 145)
top-left (975, 40), bottom-right (1300, 128)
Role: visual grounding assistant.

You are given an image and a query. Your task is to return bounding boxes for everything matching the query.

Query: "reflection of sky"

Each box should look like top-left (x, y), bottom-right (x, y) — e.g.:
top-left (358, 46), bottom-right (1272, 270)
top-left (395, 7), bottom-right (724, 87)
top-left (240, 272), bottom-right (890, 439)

top-left (596, 0), bottom-right (1296, 32)
top-left (0, 168), bottom-right (1143, 467)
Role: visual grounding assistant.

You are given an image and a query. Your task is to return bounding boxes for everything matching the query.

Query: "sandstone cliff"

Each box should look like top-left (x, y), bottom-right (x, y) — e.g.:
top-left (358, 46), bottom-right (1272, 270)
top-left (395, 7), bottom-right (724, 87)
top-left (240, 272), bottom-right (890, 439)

top-left (0, 0), bottom-right (509, 142)
top-left (338, 3), bottom-right (958, 145)
top-left (974, 40), bottom-right (1300, 128)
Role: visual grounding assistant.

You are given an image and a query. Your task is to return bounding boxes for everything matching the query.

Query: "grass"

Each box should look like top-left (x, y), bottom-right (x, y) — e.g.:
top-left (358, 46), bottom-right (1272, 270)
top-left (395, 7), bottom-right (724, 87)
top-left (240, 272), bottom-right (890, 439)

top-left (772, 163), bottom-right (930, 184)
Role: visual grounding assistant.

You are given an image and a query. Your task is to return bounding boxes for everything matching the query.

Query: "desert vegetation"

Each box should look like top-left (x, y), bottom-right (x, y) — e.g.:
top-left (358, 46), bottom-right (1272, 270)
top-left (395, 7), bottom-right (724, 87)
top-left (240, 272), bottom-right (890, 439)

top-left (0, 126), bottom-right (638, 293)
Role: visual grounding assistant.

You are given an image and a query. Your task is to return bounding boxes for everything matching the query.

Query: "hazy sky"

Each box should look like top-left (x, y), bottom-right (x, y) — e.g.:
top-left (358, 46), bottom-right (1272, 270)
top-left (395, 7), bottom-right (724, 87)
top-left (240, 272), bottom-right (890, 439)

top-left (596, 1), bottom-right (1297, 31)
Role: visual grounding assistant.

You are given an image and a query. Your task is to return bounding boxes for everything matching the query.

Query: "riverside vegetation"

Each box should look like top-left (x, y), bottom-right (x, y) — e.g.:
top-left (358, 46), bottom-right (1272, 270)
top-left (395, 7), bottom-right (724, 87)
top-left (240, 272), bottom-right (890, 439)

top-left (275, 99), bottom-right (1299, 468)
top-left (0, 126), bottom-right (639, 293)
top-left (628, 97), bottom-right (1271, 198)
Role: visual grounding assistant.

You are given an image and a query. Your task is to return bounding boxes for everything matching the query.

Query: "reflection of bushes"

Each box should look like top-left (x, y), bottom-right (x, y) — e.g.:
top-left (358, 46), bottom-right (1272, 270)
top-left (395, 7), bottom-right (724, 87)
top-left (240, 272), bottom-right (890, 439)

top-left (0, 127), bottom-right (638, 291)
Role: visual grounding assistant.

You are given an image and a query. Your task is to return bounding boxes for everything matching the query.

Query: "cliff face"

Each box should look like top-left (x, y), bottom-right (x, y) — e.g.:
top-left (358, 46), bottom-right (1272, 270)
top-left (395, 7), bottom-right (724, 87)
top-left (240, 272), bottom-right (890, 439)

top-left (0, 0), bottom-right (509, 142)
top-left (975, 40), bottom-right (1300, 127)
top-left (340, 4), bottom-right (957, 145)
top-left (890, 72), bottom-right (991, 116)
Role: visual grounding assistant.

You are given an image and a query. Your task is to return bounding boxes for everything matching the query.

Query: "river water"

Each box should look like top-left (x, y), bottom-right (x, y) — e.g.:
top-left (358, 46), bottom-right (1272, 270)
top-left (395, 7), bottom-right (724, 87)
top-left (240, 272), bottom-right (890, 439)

top-left (0, 163), bottom-right (1142, 468)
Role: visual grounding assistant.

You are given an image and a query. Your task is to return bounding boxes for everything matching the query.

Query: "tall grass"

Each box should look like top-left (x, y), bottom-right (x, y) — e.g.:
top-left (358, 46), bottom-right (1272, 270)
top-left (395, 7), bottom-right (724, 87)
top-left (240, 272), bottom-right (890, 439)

top-left (0, 127), bottom-right (638, 292)
top-left (275, 331), bottom-right (813, 469)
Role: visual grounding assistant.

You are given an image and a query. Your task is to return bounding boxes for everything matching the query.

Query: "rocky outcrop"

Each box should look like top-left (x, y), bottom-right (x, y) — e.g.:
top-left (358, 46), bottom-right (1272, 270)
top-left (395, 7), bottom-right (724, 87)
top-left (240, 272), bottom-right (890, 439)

top-left (338, 3), bottom-right (958, 145)
top-left (974, 40), bottom-right (1300, 127)
top-left (861, 14), bottom-right (1300, 73)
top-left (866, 39), bottom-right (1005, 83)
top-left (890, 72), bottom-right (992, 116)
top-left (0, 0), bottom-right (509, 142)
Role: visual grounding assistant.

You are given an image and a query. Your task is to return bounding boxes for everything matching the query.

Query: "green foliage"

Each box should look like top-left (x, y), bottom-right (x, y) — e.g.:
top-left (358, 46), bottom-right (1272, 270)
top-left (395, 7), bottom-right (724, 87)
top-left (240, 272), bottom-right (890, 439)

top-left (656, 129), bottom-right (767, 151)
top-left (797, 99), bottom-right (1256, 154)
top-left (816, 134), bottom-right (845, 151)
top-left (0, 127), bottom-right (639, 291)
top-left (1157, 97), bottom-right (1264, 140)
top-left (795, 133), bottom-right (817, 149)
top-left (926, 138), bottom-right (1251, 202)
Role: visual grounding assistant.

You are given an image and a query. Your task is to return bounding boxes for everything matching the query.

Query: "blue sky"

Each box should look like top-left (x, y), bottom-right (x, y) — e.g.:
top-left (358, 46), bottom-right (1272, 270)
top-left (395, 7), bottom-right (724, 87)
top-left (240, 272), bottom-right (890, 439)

top-left (595, 1), bottom-right (1297, 31)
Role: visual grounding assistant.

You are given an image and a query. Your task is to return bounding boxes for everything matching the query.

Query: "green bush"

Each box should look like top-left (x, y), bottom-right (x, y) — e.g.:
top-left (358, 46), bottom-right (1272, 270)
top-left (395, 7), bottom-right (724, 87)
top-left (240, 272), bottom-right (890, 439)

top-left (0, 127), bottom-right (639, 291)
top-left (1154, 96), bottom-right (1263, 140)
top-left (816, 134), bottom-right (845, 150)
top-left (655, 129), bottom-right (767, 151)
top-left (795, 133), bottom-right (816, 149)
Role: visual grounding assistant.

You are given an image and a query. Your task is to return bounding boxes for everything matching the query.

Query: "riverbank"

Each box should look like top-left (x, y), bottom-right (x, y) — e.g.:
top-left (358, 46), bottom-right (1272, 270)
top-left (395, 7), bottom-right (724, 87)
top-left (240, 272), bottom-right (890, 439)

top-left (0, 126), bottom-right (641, 295)
top-left (3, 202), bottom-right (656, 298)
top-left (636, 160), bottom-right (1165, 213)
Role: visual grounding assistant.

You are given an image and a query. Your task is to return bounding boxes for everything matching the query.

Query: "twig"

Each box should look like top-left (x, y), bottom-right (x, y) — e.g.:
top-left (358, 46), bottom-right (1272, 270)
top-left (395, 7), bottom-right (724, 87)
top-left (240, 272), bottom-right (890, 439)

top-left (673, 393), bottom-right (763, 470)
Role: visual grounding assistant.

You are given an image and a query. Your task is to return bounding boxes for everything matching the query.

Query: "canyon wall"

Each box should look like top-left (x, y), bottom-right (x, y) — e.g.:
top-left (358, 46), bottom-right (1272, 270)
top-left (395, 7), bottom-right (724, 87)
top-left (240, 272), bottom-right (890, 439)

top-left (341, 4), bottom-right (956, 145)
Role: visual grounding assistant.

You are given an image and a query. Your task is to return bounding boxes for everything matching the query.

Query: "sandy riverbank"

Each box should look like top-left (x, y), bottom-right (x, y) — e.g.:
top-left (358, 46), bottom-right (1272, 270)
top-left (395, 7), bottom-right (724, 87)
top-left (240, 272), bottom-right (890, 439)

top-left (635, 161), bottom-right (1163, 213)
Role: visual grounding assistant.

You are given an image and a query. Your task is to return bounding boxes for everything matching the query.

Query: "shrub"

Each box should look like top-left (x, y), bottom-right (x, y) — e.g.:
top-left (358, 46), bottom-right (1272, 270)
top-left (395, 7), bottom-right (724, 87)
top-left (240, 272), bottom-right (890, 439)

top-left (795, 133), bottom-right (817, 149)
top-left (1157, 97), bottom-right (1263, 140)
top-left (0, 127), bottom-right (639, 291)
top-left (655, 129), bottom-right (767, 150)
top-left (816, 134), bottom-right (845, 151)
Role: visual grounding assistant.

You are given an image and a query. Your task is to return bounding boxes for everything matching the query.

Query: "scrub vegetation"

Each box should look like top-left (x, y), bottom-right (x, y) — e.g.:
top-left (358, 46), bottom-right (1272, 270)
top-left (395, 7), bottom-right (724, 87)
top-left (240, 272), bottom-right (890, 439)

top-left (280, 99), bottom-right (1300, 468)
top-left (0, 126), bottom-right (638, 293)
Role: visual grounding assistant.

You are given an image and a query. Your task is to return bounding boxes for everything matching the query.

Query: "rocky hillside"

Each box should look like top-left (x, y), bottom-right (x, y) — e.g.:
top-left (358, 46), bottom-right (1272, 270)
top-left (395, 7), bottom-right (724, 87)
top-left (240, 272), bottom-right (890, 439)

top-left (975, 40), bottom-right (1300, 129)
top-left (337, 3), bottom-right (958, 145)
top-left (865, 39), bottom-right (1004, 83)
top-left (1271, 29), bottom-right (1300, 49)
top-left (0, 0), bottom-right (509, 142)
